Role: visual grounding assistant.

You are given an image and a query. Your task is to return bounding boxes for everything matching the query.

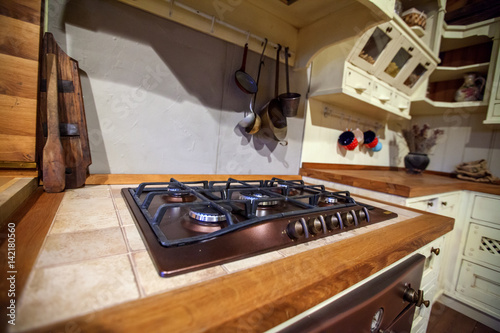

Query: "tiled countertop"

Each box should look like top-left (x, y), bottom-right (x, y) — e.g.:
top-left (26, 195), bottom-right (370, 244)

top-left (12, 184), bottom-right (447, 332)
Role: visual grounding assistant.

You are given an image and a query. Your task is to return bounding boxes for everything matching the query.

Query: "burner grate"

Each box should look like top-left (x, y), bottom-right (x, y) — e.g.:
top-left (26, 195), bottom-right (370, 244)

top-left (128, 178), bottom-right (359, 247)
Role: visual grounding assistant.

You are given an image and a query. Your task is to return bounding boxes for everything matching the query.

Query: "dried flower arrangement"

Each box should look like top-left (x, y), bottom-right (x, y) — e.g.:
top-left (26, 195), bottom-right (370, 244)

top-left (402, 124), bottom-right (444, 154)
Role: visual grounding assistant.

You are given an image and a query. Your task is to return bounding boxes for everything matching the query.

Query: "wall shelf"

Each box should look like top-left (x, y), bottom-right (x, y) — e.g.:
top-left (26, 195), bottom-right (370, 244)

top-left (429, 63), bottom-right (490, 82)
top-left (410, 97), bottom-right (488, 115)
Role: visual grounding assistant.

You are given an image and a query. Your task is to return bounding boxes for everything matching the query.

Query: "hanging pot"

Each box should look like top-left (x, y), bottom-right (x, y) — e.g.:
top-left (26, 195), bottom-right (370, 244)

top-left (262, 44), bottom-right (287, 143)
top-left (279, 47), bottom-right (301, 117)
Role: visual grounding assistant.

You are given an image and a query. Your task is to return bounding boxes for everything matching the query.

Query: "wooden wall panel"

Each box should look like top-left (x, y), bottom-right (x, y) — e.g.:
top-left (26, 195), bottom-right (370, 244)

top-left (0, 0), bottom-right (42, 165)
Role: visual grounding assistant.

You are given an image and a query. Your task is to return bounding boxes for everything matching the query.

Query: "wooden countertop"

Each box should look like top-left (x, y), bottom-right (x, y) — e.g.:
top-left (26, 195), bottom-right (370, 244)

top-left (300, 163), bottom-right (500, 198)
top-left (0, 174), bottom-right (454, 332)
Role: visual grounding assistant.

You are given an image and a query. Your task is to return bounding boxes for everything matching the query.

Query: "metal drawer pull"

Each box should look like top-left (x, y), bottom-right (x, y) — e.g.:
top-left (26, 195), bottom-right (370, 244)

top-left (441, 201), bottom-right (448, 206)
top-left (431, 247), bottom-right (440, 256)
top-left (427, 201), bottom-right (433, 207)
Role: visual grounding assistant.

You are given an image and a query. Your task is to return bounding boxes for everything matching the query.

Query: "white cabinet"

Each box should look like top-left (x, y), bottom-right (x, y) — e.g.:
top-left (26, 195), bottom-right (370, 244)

top-left (310, 17), bottom-right (439, 120)
top-left (406, 191), bottom-right (461, 218)
top-left (411, 236), bottom-right (446, 333)
top-left (349, 22), bottom-right (404, 75)
top-left (443, 192), bottom-right (500, 323)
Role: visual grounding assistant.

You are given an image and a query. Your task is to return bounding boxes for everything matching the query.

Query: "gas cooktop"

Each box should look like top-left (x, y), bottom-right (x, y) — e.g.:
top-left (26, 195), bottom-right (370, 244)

top-left (122, 178), bottom-right (397, 277)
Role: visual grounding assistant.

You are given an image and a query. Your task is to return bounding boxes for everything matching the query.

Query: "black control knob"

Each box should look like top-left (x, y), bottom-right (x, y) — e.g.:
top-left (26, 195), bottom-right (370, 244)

top-left (308, 217), bottom-right (322, 235)
top-left (286, 221), bottom-right (304, 239)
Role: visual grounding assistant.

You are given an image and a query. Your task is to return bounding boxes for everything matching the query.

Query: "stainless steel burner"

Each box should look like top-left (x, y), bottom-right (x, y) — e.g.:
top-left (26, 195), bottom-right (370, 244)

top-left (323, 195), bottom-right (339, 204)
top-left (239, 191), bottom-right (279, 206)
top-left (163, 186), bottom-right (197, 203)
top-left (189, 205), bottom-right (230, 222)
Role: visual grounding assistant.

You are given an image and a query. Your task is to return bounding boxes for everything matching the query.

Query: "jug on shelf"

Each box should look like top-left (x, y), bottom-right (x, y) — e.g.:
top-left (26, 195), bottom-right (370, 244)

top-left (454, 73), bottom-right (485, 102)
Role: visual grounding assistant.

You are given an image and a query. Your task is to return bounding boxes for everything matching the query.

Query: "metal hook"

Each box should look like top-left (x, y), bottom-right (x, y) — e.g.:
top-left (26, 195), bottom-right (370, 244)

top-left (210, 16), bottom-right (216, 33)
top-left (169, 0), bottom-right (175, 17)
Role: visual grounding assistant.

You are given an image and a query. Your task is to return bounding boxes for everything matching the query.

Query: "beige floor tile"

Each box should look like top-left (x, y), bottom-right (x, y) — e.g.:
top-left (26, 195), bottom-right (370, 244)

top-left (36, 227), bottom-right (128, 268)
top-left (123, 225), bottom-right (146, 251)
top-left (51, 197), bottom-right (119, 233)
top-left (14, 254), bottom-right (139, 332)
top-left (222, 251), bottom-right (285, 273)
top-left (132, 251), bottom-right (227, 296)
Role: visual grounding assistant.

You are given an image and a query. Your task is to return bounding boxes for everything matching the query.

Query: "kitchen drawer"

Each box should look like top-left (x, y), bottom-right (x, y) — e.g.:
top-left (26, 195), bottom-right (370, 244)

top-left (457, 260), bottom-right (500, 314)
top-left (344, 65), bottom-right (372, 99)
top-left (406, 192), bottom-right (460, 218)
top-left (389, 90), bottom-right (410, 115)
top-left (407, 197), bottom-right (438, 214)
top-left (437, 192), bottom-right (460, 218)
top-left (471, 195), bottom-right (500, 225)
top-left (372, 80), bottom-right (393, 107)
top-left (464, 223), bottom-right (500, 268)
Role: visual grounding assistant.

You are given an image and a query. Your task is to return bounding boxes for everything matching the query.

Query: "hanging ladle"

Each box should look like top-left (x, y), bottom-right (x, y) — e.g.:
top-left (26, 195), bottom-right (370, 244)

top-left (235, 43), bottom-right (258, 94)
top-left (238, 39), bottom-right (267, 134)
top-left (279, 47), bottom-right (301, 117)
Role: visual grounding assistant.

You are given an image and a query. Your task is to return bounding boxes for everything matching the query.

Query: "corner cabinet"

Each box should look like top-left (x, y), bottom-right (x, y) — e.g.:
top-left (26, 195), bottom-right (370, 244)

top-left (310, 18), bottom-right (439, 121)
top-left (410, 18), bottom-right (500, 125)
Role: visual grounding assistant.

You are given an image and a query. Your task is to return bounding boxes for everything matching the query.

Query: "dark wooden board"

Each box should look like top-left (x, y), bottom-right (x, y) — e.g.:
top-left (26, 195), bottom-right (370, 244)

top-left (37, 33), bottom-right (91, 189)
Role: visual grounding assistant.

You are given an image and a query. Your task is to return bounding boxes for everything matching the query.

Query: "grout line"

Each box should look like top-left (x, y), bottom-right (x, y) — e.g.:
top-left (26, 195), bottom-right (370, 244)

top-left (127, 252), bottom-right (147, 298)
top-left (109, 185), bottom-right (147, 298)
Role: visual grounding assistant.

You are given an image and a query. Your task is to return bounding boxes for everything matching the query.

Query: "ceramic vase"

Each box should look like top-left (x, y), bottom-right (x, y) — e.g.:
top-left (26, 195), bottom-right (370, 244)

top-left (404, 152), bottom-right (430, 174)
top-left (454, 73), bottom-right (485, 102)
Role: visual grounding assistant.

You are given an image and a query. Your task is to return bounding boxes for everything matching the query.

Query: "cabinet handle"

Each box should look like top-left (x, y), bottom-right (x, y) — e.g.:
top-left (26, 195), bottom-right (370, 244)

top-left (425, 62), bottom-right (431, 66)
top-left (427, 201), bottom-right (433, 207)
top-left (386, 27), bottom-right (393, 33)
top-left (408, 47), bottom-right (414, 52)
top-left (431, 247), bottom-right (440, 256)
top-left (441, 201), bottom-right (448, 207)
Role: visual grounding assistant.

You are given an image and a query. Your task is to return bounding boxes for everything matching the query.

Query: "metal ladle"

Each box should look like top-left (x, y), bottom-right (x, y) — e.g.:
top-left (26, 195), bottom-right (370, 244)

top-left (238, 39), bottom-right (268, 134)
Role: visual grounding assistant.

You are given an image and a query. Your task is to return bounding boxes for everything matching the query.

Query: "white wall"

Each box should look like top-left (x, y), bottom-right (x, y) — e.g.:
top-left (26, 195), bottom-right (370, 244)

top-left (411, 113), bottom-right (500, 177)
top-left (301, 99), bottom-right (411, 168)
top-left (48, 0), bottom-right (308, 174)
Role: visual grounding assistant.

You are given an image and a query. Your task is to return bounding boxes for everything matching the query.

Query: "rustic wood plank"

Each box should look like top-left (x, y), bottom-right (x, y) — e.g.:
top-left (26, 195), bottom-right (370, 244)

top-left (0, 0), bottom-right (41, 25)
top-left (0, 53), bottom-right (38, 100)
top-left (85, 174), bottom-right (303, 184)
top-left (0, 187), bottom-right (64, 329)
top-left (0, 14), bottom-right (40, 61)
top-left (0, 133), bottom-right (36, 162)
top-left (28, 212), bottom-right (454, 332)
top-left (0, 95), bottom-right (37, 137)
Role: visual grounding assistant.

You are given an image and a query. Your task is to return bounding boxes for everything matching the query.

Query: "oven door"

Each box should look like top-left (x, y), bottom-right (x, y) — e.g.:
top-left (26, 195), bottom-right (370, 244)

top-left (268, 254), bottom-right (428, 333)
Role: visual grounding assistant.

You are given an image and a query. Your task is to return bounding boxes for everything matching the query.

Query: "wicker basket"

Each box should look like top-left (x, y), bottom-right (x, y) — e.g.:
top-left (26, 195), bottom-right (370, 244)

top-left (402, 8), bottom-right (427, 29)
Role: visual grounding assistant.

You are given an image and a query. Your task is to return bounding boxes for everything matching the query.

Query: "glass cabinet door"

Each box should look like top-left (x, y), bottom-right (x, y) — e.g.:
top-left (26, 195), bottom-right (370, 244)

top-left (349, 22), bottom-right (402, 74)
top-left (375, 35), bottom-right (418, 85)
top-left (396, 54), bottom-right (437, 95)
